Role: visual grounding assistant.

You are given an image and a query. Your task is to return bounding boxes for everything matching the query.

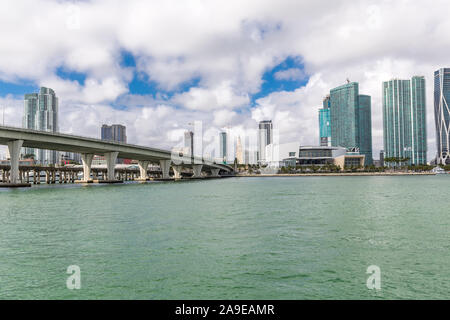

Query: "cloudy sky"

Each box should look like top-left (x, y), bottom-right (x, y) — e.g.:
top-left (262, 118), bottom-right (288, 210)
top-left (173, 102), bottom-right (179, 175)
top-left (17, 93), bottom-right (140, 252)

top-left (1, 0), bottom-right (449, 160)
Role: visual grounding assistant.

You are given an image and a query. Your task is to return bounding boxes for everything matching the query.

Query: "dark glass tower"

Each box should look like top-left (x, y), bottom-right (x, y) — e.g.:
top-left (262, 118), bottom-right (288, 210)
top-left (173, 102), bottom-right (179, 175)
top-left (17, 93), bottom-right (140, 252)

top-left (357, 95), bottom-right (373, 165)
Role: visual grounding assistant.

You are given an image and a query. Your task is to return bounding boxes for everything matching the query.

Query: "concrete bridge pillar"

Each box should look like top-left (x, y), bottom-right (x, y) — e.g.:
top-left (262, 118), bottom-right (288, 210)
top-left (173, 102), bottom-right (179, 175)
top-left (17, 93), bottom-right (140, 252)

top-left (105, 152), bottom-right (119, 181)
top-left (7, 140), bottom-right (23, 184)
top-left (138, 161), bottom-right (150, 180)
top-left (159, 160), bottom-right (171, 179)
top-left (81, 153), bottom-right (94, 182)
top-left (192, 164), bottom-right (203, 178)
top-left (211, 168), bottom-right (221, 177)
top-left (172, 165), bottom-right (183, 180)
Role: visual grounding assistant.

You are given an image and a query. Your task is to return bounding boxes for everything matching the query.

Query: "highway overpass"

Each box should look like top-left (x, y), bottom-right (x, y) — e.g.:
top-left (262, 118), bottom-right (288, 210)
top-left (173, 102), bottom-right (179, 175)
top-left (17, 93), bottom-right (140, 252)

top-left (0, 125), bottom-right (233, 185)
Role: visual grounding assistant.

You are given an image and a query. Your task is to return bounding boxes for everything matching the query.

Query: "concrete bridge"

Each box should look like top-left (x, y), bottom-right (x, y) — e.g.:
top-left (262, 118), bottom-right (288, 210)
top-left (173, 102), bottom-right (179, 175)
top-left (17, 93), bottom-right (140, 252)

top-left (0, 125), bottom-right (233, 186)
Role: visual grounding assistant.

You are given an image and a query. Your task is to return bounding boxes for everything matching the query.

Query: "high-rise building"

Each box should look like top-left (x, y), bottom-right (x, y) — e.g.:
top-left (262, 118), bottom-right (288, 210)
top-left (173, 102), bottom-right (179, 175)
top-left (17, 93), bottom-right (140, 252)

top-left (380, 150), bottom-right (384, 167)
top-left (411, 76), bottom-right (427, 164)
top-left (330, 82), bottom-right (359, 149)
top-left (434, 68), bottom-right (450, 165)
top-left (328, 82), bottom-right (373, 165)
top-left (219, 131), bottom-right (227, 162)
top-left (357, 95), bottom-right (373, 165)
top-left (184, 130), bottom-right (194, 157)
top-left (236, 136), bottom-right (244, 165)
top-left (101, 124), bottom-right (127, 143)
top-left (22, 87), bottom-right (58, 164)
top-left (382, 77), bottom-right (427, 165)
top-left (319, 95), bottom-right (331, 147)
top-left (257, 120), bottom-right (273, 164)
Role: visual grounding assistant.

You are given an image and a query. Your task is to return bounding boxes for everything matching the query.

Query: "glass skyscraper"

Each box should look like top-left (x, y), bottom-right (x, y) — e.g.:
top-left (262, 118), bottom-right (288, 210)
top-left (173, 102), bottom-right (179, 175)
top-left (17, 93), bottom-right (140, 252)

top-left (434, 68), bottom-right (450, 165)
top-left (330, 82), bottom-right (359, 149)
top-left (328, 82), bottom-right (373, 165)
top-left (22, 87), bottom-right (58, 164)
top-left (382, 77), bottom-right (427, 165)
top-left (357, 95), bottom-right (373, 165)
top-left (219, 131), bottom-right (227, 163)
top-left (319, 95), bottom-right (331, 146)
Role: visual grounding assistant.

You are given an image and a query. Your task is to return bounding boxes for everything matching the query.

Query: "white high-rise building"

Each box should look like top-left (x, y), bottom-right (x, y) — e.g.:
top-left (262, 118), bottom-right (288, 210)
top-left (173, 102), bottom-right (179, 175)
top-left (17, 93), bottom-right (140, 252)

top-left (22, 87), bottom-right (59, 164)
top-left (257, 120), bottom-right (273, 164)
top-left (434, 68), bottom-right (450, 165)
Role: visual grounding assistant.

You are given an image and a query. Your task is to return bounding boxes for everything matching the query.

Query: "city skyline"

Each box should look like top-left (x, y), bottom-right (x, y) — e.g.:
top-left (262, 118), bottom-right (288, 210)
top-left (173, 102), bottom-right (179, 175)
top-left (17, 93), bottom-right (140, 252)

top-left (1, 1), bottom-right (449, 162)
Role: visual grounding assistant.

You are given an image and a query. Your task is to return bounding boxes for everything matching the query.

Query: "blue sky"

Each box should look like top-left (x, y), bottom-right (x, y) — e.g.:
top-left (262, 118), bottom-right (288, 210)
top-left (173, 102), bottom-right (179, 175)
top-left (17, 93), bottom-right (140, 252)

top-left (0, 53), bottom-right (309, 109)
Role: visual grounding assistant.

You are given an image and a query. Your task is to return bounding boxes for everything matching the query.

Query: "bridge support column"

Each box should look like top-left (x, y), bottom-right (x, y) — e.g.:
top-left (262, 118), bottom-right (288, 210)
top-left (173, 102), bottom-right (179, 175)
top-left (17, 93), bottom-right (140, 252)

top-left (7, 140), bottom-right (23, 184)
top-left (172, 165), bottom-right (182, 180)
top-left (105, 152), bottom-right (119, 181)
top-left (138, 161), bottom-right (150, 180)
top-left (159, 160), bottom-right (171, 179)
top-left (211, 168), bottom-right (220, 177)
top-left (81, 153), bottom-right (94, 182)
top-left (192, 164), bottom-right (203, 178)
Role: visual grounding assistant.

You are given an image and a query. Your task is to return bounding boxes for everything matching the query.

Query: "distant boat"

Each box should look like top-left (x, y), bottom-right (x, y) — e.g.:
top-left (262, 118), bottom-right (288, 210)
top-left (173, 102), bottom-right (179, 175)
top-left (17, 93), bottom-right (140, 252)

top-left (431, 167), bottom-right (447, 174)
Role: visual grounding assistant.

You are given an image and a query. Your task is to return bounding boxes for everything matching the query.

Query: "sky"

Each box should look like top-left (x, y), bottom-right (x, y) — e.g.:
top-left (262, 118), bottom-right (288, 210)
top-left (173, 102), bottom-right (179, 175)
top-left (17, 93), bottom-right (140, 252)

top-left (1, 0), bottom-right (450, 161)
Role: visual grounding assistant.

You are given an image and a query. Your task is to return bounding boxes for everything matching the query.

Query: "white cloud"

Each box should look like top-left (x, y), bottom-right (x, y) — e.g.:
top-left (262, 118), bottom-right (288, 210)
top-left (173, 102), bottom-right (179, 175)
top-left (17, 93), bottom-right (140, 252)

top-left (172, 81), bottom-right (249, 111)
top-left (274, 68), bottom-right (307, 81)
top-left (1, 0), bottom-right (450, 161)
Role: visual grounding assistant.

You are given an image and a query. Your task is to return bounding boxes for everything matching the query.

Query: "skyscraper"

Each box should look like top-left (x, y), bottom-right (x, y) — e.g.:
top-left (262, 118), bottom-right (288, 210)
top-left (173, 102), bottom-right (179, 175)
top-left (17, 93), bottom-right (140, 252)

top-left (236, 136), bottom-right (244, 165)
top-left (357, 95), bottom-right (373, 165)
top-left (330, 82), bottom-right (359, 149)
top-left (411, 76), bottom-right (427, 164)
top-left (328, 82), bottom-right (373, 165)
top-left (319, 95), bottom-right (331, 147)
top-left (434, 68), bottom-right (450, 165)
top-left (382, 77), bottom-right (427, 165)
top-left (22, 87), bottom-right (58, 164)
top-left (184, 130), bottom-right (194, 157)
top-left (101, 124), bottom-right (127, 143)
top-left (257, 120), bottom-right (273, 164)
top-left (219, 131), bottom-right (227, 162)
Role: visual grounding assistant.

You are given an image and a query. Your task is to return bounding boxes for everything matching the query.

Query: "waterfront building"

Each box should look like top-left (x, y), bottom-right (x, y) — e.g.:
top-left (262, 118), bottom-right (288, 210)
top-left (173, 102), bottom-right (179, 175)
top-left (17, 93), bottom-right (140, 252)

top-left (434, 68), bottom-right (450, 164)
top-left (257, 120), bottom-right (273, 164)
top-left (330, 82), bottom-right (359, 149)
top-left (265, 142), bottom-right (299, 167)
top-left (319, 95), bottom-right (331, 147)
top-left (22, 87), bottom-right (58, 164)
top-left (284, 146), bottom-right (365, 169)
top-left (219, 131), bottom-right (227, 163)
top-left (357, 95), bottom-right (373, 165)
top-left (382, 77), bottom-right (427, 165)
top-left (328, 82), bottom-right (373, 165)
top-left (101, 124), bottom-right (127, 143)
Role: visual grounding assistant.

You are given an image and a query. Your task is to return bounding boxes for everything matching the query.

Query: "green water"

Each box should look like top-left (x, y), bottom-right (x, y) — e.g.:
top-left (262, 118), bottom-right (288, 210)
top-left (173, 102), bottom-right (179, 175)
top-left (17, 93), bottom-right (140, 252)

top-left (1, 176), bottom-right (449, 299)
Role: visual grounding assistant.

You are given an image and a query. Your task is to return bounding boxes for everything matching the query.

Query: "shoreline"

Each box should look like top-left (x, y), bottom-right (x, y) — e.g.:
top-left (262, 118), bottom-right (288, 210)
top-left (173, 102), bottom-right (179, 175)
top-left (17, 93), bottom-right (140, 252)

top-left (236, 172), bottom-right (438, 177)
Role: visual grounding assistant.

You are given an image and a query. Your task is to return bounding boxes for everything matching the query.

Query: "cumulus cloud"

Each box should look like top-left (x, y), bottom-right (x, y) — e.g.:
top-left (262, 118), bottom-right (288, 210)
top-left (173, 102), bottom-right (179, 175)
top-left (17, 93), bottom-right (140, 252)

top-left (274, 68), bottom-right (307, 81)
top-left (1, 0), bottom-right (450, 161)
